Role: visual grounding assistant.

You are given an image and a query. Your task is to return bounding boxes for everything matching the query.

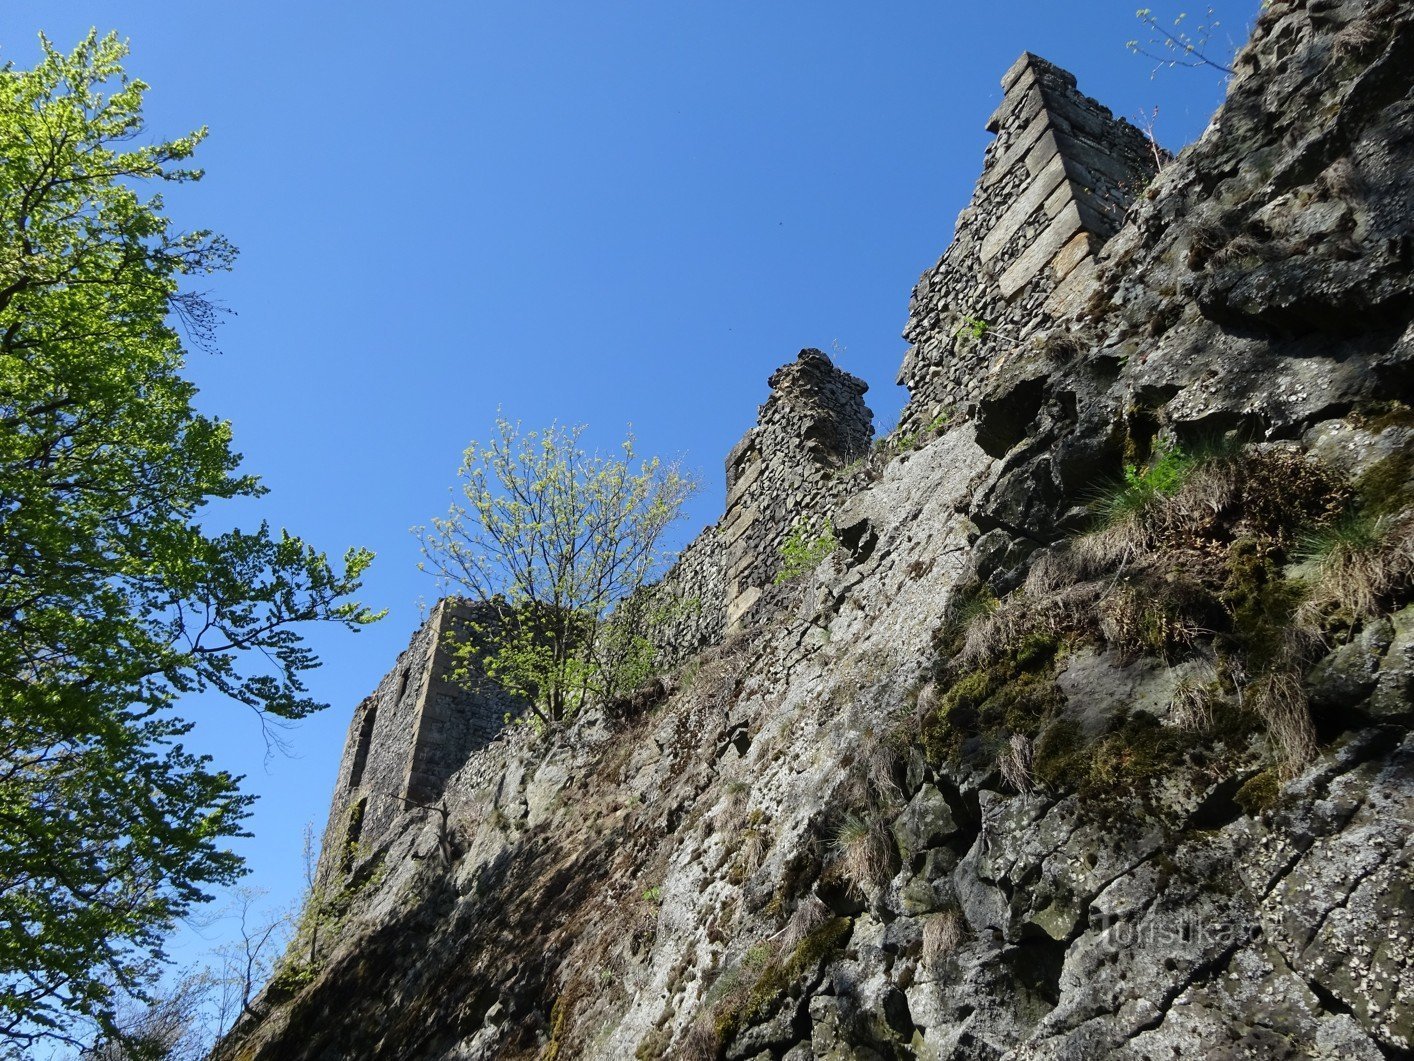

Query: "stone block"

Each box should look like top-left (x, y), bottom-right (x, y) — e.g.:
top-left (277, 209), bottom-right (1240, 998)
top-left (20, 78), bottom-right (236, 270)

top-left (999, 50), bottom-right (1041, 93)
top-left (726, 584), bottom-right (761, 631)
top-left (987, 74), bottom-right (1046, 136)
top-left (982, 107), bottom-right (1055, 189)
top-left (724, 452), bottom-right (763, 507)
top-left (980, 152), bottom-right (1069, 264)
top-left (1024, 128), bottom-right (1063, 180)
top-left (1058, 131), bottom-right (1152, 188)
top-left (719, 503), bottom-right (758, 547)
top-left (998, 201), bottom-right (1085, 300)
top-left (1051, 230), bottom-right (1100, 285)
top-left (1043, 254), bottom-right (1100, 317)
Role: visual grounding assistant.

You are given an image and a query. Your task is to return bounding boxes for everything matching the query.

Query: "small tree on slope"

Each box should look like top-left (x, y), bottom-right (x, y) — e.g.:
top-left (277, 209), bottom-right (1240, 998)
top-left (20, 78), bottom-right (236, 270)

top-left (416, 418), bottom-right (694, 727)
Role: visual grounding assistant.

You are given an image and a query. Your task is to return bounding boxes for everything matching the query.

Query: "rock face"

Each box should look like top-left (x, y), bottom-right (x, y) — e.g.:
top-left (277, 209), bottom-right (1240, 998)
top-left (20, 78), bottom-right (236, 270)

top-left (222, 3), bottom-right (1414, 1059)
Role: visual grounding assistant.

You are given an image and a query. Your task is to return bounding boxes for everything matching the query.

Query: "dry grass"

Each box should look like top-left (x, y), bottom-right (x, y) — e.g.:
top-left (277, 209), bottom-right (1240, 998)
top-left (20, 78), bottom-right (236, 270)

top-left (1169, 660), bottom-right (1222, 732)
top-left (678, 633), bottom-right (753, 715)
top-left (777, 893), bottom-right (830, 956)
top-left (714, 779), bottom-right (751, 833)
top-left (831, 814), bottom-right (894, 896)
top-left (1098, 580), bottom-right (1204, 661)
top-left (1077, 454), bottom-right (1247, 570)
top-left (677, 1020), bottom-right (721, 1061)
top-left (1248, 669), bottom-right (1318, 775)
top-left (738, 825), bottom-right (770, 874)
top-left (958, 579), bottom-right (1099, 667)
top-left (1208, 234), bottom-right (1262, 269)
top-left (1036, 327), bottom-right (1093, 362)
top-left (913, 681), bottom-right (939, 720)
top-left (845, 724), bottom-right (904, 808)
top-left (921, 907), bottom-right (966, 966)
top-left (1296, 513), bottom-right (1414, 629)
top-left (1321, 157), bottom-right (1366, 199)
top-left (997, 733), bottom-right (1034, 793)
top-left (1332, 18), bottom-right (1384, 63)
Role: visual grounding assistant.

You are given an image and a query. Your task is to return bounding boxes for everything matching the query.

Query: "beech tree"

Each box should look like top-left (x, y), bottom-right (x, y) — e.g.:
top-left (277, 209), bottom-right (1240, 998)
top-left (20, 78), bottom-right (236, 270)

top-left (416, 418), bottom-right (694, 726)
top-left (0, 32), bottom-right (379, 1051)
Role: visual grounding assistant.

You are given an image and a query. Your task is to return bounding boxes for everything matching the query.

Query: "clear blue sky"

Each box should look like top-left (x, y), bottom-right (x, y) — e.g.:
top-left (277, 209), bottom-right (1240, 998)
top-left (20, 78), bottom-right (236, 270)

top-left (1, 0), bottom-right (1257, 991)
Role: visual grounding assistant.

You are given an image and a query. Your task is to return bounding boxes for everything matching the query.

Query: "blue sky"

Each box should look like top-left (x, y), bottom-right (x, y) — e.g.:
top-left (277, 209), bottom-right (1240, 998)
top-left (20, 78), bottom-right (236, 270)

top-left (1, 0), bottom-right (1257, 996)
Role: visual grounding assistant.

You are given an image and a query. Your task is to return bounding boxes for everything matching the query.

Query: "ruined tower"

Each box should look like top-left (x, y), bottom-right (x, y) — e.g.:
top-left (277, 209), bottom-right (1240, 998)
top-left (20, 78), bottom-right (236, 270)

top-left (897, 52), bottom-right (1160, 431)
top-left (315, 599), bottom-right (519, 885)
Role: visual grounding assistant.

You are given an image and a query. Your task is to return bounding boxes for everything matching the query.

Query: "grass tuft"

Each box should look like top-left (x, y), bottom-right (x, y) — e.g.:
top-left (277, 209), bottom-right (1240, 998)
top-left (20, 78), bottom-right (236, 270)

top-left (1296, 512), bottom-right (1414, 626)
top-left (996, 733), bottom-right (1034, 793)
top-left (921, 907), bottom-right (966, 967)
top-left (1247, 669), bottom-right (1317, 776)
top-left (831, 813), bottom-right (894, 895)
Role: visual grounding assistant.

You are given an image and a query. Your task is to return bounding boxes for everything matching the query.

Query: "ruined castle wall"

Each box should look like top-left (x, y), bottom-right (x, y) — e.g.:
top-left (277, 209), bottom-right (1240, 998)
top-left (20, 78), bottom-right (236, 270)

top-left (314, 56), bottom-right (1156, 862)
top-left (647, 522), bottom-right (726, 668)
top-left (316, 599), bottom-right (516, 886)
top-left (720, 349), bottom-right (873, 630)
top-left (897, 52), bottom-right (1158, 432)
top-left (646, 349), bottom-right (873, 661)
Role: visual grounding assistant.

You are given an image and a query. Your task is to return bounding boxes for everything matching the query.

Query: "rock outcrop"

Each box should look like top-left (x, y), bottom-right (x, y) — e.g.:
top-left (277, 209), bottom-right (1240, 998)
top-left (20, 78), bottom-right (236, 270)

top-left (220, 2), bottom-right (1414, 1058)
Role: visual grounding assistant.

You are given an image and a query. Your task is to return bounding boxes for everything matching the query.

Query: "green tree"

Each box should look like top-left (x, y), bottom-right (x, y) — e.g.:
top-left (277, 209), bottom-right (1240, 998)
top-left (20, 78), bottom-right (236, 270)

top-left (0, 32), bottom-right (379, 1052)
top-left (416, 418), bottom-right (694, 726)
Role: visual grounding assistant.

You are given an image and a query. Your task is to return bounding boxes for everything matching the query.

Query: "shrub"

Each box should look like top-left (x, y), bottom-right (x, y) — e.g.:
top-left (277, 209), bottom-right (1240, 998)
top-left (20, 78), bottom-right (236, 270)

top-left (417, 418), bottom-right (696, 726)
top-left (774, 519), bottom-right (835, 584)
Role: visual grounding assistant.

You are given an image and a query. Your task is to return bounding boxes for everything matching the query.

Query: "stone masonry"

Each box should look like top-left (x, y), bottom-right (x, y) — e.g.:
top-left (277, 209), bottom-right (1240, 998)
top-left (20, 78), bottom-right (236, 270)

top-left (319, 348), bottom-right (870, 877)
top-left (720, 349), bottom-right (873, 629)
top-left (315, 51), bottom-right (1153, 876)
top-left (643, 521), bottom-right (726, 667)
top-left (897, 52), bottom-right (1160, 433)
top-left (315, 598), bottom-right (518, 887)
top-left (648, 348), bottom-right (874, 658)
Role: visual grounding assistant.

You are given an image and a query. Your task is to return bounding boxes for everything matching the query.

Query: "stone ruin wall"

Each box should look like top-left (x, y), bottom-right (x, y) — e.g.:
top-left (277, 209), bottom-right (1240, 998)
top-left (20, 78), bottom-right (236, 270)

top-left (315, 599), bottom-right (517, 887)
top-left (718, 350), bottom-right (873, 631)
top-left (318, 52), bottom-right (1162, 870)
top-left (646, 348), bottom-right (873, 663)
top-left (643, 521), bottom-right (726, 667)
top-left (897, 52), bottom-right (1159, 433)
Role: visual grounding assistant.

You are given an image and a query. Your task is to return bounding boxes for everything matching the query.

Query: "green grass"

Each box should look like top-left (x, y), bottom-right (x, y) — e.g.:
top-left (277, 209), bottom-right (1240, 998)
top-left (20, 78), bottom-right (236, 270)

top-left (1295, 510), bottom-right (1385, 563)
top-left (1091, 440), bottom-right (1198, 528)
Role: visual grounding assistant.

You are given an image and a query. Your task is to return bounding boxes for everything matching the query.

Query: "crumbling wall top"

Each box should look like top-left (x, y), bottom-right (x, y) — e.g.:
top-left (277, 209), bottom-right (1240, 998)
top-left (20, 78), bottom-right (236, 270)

top-left (896, 51), bottom-right (1159, 433)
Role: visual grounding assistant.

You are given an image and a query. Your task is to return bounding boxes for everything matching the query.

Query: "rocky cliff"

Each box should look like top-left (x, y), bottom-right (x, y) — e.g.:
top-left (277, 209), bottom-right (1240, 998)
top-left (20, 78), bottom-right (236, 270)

top-left (220, 2), bottom-right (1414, 1057)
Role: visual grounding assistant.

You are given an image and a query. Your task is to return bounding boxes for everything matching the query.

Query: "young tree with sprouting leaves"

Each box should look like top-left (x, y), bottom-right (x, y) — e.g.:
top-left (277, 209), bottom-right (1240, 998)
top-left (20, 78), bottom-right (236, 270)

top-left (416, 418), bottom-right (694, 727)
top-left (1128, 6), bottom-right (1237, 77)
top-left (0, 32), bottom-right (380, 1053)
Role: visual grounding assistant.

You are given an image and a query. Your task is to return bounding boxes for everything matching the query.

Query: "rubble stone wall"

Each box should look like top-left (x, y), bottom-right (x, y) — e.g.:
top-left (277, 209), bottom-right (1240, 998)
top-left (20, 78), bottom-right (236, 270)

top-left (719, 349), bottom-right (873, 630)
top-left (315, 599), bottom-right (516, 887)
top-left (897, 51), bottom-right (1159, 433)
top-left (645, 521), bottom-right (726, 667)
